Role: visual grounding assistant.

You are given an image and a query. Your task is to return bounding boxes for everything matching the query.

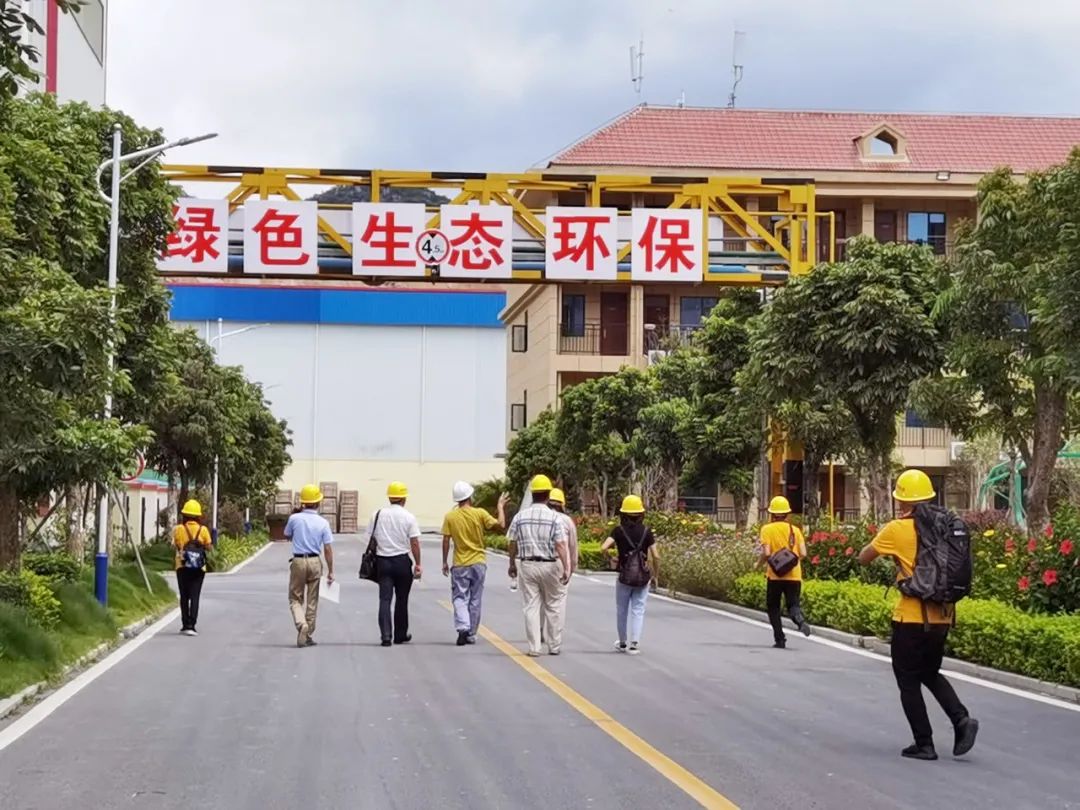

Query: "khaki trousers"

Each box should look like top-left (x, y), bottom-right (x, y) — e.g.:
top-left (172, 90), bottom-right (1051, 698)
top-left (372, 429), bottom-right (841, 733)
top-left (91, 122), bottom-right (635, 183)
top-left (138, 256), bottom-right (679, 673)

top-left (289, 556), bottom-right (322, 637)
top-left (520, 560), bottom-right (567, 654)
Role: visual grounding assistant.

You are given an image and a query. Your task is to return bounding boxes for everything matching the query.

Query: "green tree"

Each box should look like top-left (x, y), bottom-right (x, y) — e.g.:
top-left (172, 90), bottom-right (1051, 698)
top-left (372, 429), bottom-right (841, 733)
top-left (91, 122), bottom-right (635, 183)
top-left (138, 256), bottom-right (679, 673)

top-left (914, 157), bottom-right (1080, 531)
top-left (504, 408), bottom-right (561, 500)
top-left (216, 372), bottom-right (292, 513)
top-left (753, 237), bottom-right (942, 518)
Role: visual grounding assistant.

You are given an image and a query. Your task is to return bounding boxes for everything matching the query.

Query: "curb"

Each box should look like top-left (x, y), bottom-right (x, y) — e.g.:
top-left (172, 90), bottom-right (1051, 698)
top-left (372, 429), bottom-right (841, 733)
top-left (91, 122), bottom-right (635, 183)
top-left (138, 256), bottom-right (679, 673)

top-left (664, 591), bottom-right (1080, 706)
top-left (0, 607), bottom-right (174, 723)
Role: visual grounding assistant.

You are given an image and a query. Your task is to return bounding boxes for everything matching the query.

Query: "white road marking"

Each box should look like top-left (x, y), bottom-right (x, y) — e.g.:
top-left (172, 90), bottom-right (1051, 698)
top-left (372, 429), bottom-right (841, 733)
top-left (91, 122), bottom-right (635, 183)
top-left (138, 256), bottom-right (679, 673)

top-left (0, 608), bottom-right (181, 753)
top-left (581, 573), bottom-right (1080, 713)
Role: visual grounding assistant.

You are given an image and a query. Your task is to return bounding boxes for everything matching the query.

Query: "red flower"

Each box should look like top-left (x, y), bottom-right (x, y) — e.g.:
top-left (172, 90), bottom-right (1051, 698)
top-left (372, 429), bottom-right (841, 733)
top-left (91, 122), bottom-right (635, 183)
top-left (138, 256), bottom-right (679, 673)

top-left (1060, 539), bottom-right (1074, 556)
top-left (811, 555), bottom-right (821, 565)
top-left (844, 546), bottom-right (855, 556)
top-left (1042, 569), bottom-right (1059, 587)
top-left (812, 531), bottom-right (827, 542)
top-left (1018, 576), bottom-right (1030, 591)
top-left (828, 547), bottom-right (837, 557)
top-left (1027, 538), bottom-right (1038, 554)
top-left (1004, 539), bottom-right (1016, 553)
top-left (867, 524), bottom-right (878, 535)
top-left (1044, 524), bottom-right (1054, 538)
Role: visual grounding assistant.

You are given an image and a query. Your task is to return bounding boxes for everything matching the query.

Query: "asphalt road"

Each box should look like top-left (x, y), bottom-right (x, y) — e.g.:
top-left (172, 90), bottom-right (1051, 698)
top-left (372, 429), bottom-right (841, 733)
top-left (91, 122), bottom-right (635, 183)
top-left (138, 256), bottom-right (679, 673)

top-left (1, 536), bottom-right (1078, 810)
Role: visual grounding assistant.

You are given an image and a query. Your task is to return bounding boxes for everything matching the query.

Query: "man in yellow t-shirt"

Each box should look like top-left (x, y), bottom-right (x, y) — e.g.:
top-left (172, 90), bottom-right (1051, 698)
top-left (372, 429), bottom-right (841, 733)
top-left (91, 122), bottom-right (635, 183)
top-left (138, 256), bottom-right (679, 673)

top-left (858, 468), bottom-right (978, 762)
top-left (757, 496), bottom-right (811, 648)
top-left (442, 482), bottom-right (508, 646)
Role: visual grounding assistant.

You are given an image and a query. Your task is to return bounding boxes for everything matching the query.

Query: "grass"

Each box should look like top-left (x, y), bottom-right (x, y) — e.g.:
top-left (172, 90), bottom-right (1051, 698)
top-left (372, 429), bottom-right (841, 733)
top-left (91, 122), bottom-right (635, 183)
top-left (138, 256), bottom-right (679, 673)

top-left (0, 563), bottom-right (174, 699)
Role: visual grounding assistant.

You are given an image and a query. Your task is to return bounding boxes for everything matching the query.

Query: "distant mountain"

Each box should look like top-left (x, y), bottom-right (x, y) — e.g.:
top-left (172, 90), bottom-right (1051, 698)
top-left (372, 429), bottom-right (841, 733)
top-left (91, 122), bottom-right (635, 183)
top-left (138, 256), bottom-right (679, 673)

top-left (311, 185), bottom-right (451, 205)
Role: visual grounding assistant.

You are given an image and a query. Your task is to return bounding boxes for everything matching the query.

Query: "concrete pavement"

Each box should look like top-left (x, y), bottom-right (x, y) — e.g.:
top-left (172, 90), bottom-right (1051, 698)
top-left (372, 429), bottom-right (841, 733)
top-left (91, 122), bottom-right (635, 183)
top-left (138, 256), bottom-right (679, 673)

top-left (1, 536), bottom-right (1078, 810)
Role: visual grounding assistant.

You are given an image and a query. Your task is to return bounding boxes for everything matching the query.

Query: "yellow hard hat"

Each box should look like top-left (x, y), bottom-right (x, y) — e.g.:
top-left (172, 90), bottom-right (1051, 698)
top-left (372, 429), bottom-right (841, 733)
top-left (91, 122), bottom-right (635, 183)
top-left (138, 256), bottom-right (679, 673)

top-left (893, 469), bottom-right (935, 502)
top-left (530, 474), bottom-right (553, 493)
top-left (299, 484), bottom-right (323, 504)
top-left (620, 494), bottom-right (645, 514)
top-left (180, 499), bottom-right (202, 518)
top-left (768, 496), bottom-right (792, 515)
top-left (387, 481), bottom-right (409, 499)
top-left (549, 488), bottom-right (566, 505)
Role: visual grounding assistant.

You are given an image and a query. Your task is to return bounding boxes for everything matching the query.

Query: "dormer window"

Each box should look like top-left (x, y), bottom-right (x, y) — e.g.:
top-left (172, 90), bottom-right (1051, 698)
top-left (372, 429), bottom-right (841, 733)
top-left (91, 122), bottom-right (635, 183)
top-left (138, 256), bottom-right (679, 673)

top-left (856, 123), bottom-right (908, 161)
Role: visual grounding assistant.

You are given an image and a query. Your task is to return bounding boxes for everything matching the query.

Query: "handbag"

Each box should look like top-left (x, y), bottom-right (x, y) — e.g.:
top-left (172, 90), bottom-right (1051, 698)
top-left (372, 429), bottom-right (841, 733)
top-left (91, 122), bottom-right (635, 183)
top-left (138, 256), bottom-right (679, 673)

top-left (767, 525), bottom-right (800, 577)
top-left (358, 510), bottom-right (381, 581)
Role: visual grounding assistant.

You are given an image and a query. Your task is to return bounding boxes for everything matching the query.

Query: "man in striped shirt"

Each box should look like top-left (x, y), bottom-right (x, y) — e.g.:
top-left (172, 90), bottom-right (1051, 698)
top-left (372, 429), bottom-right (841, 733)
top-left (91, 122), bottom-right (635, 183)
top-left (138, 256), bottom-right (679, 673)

top-left (507, 475), bottom-right (569, 656)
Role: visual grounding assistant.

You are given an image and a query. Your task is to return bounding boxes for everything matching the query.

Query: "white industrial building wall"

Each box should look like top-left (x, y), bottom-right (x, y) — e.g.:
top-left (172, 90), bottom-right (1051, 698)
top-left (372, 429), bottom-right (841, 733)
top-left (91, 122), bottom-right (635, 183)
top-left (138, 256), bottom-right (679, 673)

top-left (174, 320), bottom-right (507, 527)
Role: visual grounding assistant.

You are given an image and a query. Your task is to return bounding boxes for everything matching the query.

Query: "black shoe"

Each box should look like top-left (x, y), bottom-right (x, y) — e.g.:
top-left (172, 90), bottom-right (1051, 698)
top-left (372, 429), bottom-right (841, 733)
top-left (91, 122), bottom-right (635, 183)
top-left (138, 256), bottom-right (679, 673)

top-left (901, 744), bottom-right (938, 761)
top-left (456, 631), bottom-right (469, 647)
top-left (394, 634), bottom-right (412, 645)
top-left (953, 717), bottom-right (979, 757)
top-left (798, 621), bottom-right (812, 637)
top-left (304, 638), bottom-right (317, 647)
top-left (773, 640), bottom-right (786, 649)
top-left (381, 639), bottom-right (392, 647)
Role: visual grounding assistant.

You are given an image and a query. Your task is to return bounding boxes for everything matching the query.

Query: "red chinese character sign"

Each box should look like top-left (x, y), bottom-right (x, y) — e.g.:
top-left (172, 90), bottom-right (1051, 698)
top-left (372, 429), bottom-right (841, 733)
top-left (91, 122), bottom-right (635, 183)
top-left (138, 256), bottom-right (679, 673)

top-left (159, 199), bottom-right (229, 272)
top-left (545, 207), bottom-right (618, 280)
top-left (352, 203), bottom-right (425, 277)
top-left (631, 209), bottom-right (704, 283)
top-left (243, 200), bottom-right (319, 274)
top-left (439, 204), bottom-right (514, 279)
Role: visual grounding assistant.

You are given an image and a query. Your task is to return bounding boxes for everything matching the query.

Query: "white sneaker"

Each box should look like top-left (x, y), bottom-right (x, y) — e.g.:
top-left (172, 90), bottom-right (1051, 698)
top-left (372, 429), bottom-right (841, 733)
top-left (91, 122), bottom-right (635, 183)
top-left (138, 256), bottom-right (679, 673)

top-left (614, 640), bottom-right (627, 652)
top-left (189, 629), bottom-right (198, 636)
top-left (181, 629), bottom-right (195, 637)
top-left (627, 642), bottom-right (640, 655)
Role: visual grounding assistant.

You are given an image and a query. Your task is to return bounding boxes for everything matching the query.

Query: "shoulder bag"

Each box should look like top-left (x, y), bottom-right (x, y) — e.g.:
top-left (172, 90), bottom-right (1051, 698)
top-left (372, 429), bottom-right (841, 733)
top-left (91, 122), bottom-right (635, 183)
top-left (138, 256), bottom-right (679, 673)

top-left (767, 525), bottom-right (800, 577)
top-left (358, 510), bottom-right (382, 581)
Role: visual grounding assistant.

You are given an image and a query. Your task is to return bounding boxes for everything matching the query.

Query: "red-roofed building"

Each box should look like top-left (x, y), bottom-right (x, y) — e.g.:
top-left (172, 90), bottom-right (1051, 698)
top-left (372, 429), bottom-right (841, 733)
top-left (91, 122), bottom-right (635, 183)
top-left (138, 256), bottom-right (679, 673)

top-left (503, 106), bottom-right (1080, 519)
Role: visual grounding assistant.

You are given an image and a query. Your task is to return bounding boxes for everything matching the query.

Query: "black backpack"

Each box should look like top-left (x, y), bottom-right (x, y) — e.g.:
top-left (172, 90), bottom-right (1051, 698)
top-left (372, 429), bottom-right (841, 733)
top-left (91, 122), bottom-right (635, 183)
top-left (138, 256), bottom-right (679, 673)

top-left (618, 524), bottom-right (652, 588)
top-left (898, 503), bottom-right (972, 613)
top-left (181, 525), bottom-right (207, 570)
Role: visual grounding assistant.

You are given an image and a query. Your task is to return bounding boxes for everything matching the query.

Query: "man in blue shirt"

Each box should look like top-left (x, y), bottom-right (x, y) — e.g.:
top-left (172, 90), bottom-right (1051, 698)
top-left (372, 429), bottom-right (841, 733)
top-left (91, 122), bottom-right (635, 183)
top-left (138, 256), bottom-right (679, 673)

top-left (284, 484), bottom-right (335, 648)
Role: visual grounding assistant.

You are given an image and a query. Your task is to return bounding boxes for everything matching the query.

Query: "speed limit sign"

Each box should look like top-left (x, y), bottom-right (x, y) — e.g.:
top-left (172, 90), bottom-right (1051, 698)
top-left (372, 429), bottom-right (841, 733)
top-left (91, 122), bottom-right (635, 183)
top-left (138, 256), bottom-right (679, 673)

top-left (415, 229), bottom-right (450, 266)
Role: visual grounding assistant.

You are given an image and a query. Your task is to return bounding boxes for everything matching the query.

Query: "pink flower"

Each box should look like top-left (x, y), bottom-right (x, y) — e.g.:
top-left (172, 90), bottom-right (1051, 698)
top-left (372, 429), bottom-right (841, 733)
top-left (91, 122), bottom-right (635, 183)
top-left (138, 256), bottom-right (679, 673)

top-left (1045, 524), bottom-right (1054, 538)
top-left (828, 547), bottom-right (837, 557)
top-left (1060, 539), bottom-right (1074, 556)
top-left (1027, 538), bottom-right (1038, 554)
top-left (1042, 569), bottom-right (1059, 587)
top-left (1018, 576), bottom-right (1030, 591)
top-left (811, 555), bottom-right (821, 565)
top-left (1004, 539), bottom-right (1016, 554)
top-left (844, 546), bottom-right (855, 556)
top-left (867, 524), bottom-right (878, 535)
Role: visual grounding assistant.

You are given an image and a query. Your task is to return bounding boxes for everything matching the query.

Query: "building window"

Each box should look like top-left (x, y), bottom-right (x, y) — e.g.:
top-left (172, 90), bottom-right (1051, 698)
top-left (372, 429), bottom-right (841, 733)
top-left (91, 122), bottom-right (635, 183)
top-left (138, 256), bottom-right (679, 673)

top-left (511, 324), bottom-right (527, 352)
top-left (72, 0), bottom-right (106, 64)
top-left (907, 212), bottom-right (947, 255)
top-left (905, 408), bottom-right (942, 428)
top-left (870, 132), bottom-right (899, 156)
top-left (679, 296), bottom-right (718, 328)
top-left (510, 402), bottom-right (526, 432)
top-left (561, 294), bottom-right (585, 337)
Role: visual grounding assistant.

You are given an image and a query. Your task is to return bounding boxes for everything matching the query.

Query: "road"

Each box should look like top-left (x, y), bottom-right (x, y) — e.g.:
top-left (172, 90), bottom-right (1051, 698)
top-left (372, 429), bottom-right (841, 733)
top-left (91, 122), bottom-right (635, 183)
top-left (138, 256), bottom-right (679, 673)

top-left (1, 536), bottom-right (1078, 810)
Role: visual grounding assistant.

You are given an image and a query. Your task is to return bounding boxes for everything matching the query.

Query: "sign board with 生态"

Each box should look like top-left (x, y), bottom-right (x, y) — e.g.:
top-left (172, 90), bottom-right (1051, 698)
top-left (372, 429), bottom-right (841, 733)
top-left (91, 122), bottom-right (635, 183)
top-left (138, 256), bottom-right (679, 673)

top-left (159, 199), bottom-right (230, 272)
top-left (352, 202), bottom-right (427, 277)
top-left (415, 228), bottom-right (451, 266)
top-left (544, 206), bottom-right (619, 281)
top-left (438, 204), bottom-right (514, 279)
top-left (630, 208), bottom-right (704, 283)
top-left (242, 199), bottom-right (320, 275)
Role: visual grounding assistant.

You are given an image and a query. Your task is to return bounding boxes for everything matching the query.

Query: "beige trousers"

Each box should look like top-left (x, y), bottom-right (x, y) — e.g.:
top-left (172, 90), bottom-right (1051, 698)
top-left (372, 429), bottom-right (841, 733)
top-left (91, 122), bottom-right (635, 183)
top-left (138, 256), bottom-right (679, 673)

top-left (289, 556), bottom-right (322, 637)
top-left (520, 560), bottom-right (567, 654)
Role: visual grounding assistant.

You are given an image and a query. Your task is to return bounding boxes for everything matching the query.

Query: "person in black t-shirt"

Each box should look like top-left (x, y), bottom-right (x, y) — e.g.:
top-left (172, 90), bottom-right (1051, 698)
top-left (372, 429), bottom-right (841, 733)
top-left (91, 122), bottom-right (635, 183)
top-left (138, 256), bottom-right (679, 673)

top-left (600, 495), bottom-right (658, 655)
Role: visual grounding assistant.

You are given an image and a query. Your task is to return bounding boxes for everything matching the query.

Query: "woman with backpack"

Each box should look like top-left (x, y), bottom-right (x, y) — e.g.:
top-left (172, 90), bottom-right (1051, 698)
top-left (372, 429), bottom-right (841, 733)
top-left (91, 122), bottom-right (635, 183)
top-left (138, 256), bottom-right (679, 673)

top-left (173, 499), bottom-right (213, 636)
top-left (600, 495), bottom-right (657, 655)
top-left (758, 496), bottom-right (811, 649)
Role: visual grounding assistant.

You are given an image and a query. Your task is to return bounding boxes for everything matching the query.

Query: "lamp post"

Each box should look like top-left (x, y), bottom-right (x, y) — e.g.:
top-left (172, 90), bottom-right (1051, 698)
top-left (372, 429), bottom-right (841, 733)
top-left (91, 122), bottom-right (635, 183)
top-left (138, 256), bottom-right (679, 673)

top-left (207, 319), bottom-right (270, 544)
top-left (93, 124), bottom-right (217, 606)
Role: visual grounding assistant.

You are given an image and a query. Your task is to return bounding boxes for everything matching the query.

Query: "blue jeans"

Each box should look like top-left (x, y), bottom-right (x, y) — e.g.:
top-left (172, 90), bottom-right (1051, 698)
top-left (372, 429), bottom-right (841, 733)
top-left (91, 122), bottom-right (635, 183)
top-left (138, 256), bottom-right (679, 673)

top-left (616, 581), bottom-right (649, 644)
top-left (451, 563), bottom-right (486, 638)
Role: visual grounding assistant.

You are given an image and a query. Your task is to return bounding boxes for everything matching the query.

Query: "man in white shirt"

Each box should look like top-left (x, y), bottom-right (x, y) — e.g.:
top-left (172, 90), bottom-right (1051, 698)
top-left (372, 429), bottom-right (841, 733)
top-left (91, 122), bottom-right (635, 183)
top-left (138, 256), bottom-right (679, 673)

top-left (507, 475), bottom-right (569, 657)
top-left (366, 481), bottom-right (422, 647)
top-left (284, 484), bottom-right (335, 648)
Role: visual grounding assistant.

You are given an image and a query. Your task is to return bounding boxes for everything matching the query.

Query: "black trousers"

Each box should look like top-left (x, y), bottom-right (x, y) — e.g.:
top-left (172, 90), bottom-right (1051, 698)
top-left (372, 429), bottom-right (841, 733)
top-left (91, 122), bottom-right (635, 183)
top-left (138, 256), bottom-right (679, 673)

top-left (765, 579), bottom-right (804, 643)
top-left (891, 622), bottom-right (969, 747)
top-left (176, 568), bottom-right (205, 630)
top-left (377, 554), bottom-right (414, 642)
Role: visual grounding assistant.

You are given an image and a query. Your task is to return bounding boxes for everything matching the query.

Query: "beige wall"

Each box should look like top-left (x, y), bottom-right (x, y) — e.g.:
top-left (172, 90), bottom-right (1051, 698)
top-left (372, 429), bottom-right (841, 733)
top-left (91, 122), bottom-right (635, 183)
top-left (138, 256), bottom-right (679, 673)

top-left (282, 458), bottom-right (506, 530)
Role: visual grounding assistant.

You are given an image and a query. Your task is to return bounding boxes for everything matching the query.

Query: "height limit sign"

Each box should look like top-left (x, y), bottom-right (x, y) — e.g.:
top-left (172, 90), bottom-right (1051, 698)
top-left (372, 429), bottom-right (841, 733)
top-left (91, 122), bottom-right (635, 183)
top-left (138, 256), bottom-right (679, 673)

top-left (416, 229), bottom-right (450, 266)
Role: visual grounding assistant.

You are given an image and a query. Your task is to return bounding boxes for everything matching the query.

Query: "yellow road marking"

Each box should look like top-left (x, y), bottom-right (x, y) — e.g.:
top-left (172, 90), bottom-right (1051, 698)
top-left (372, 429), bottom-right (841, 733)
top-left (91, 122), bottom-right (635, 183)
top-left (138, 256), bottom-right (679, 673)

top-left (437, 600), bottom-right (738, 810)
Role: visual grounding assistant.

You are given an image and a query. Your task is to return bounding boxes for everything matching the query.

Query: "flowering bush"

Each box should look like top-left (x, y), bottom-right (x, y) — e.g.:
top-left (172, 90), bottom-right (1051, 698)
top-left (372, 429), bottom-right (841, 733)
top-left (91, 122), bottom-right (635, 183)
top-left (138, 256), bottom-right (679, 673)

top-left (801, 519), bottom-right (893, 587)
top-left (658, 531), bottom-right (759, 602)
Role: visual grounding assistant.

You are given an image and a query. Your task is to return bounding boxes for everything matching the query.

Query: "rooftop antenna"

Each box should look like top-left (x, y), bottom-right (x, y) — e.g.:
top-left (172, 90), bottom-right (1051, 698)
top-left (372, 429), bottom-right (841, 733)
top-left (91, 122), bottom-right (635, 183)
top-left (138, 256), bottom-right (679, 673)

top-left (630, 33), bottom-right (645, 98)
top-left (676, 89), bottom-right (686, 108)
top-left (727, 30), bottom-right (746, 108)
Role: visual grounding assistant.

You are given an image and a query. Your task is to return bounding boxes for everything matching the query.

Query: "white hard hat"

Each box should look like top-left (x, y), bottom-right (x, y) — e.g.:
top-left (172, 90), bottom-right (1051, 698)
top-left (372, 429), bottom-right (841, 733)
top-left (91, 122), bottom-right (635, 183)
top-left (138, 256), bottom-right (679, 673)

top-left (452, 481), bottom-right (475, 503)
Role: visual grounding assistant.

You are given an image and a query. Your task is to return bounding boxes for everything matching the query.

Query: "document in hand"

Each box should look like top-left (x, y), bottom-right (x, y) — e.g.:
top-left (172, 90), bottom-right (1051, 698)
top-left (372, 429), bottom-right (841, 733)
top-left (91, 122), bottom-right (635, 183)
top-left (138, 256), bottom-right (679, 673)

top-left (320, 577), bottom-right (340, 604)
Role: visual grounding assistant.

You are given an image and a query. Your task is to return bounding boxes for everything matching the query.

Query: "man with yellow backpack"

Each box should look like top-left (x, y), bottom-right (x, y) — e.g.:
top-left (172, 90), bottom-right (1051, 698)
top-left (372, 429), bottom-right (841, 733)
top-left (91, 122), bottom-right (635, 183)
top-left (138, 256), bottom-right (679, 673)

top-left (173, 499), bottom-right (213, 636)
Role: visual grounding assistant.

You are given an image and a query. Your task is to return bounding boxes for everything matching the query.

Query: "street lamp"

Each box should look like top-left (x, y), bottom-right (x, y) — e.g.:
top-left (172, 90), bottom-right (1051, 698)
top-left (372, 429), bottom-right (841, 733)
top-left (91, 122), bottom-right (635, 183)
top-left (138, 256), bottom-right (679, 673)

top-left (208, 318), bottom-right (271, 544)
top-left (93, 124), bottom-right (218, 606)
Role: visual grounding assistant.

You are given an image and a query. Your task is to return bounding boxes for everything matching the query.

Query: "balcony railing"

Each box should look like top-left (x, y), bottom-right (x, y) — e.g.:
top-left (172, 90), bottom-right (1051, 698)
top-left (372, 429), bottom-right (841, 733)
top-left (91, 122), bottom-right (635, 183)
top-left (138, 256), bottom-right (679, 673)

top-left (643, 324), bottom-right (702, 352)
top-left (558, 322), bottom-right (628, 356)
top-left (898, 425), bottom-right (949, 448)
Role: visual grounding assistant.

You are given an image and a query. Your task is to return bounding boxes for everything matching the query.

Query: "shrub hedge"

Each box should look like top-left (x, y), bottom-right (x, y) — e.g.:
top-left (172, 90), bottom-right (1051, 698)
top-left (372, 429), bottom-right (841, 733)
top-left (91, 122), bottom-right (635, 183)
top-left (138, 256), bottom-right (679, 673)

top-left (729, 574), bottom-right (1080, 688)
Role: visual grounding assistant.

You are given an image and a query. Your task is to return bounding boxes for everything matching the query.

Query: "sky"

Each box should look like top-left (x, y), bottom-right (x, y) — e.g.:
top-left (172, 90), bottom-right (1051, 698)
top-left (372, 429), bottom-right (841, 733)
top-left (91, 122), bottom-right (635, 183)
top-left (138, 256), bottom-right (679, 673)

top-left (107, 0), bottom-right (1080, 173)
